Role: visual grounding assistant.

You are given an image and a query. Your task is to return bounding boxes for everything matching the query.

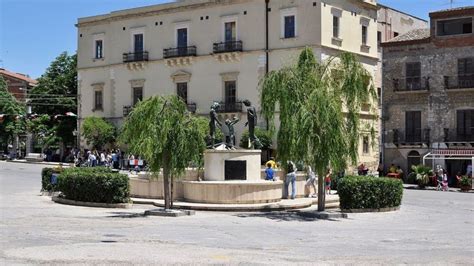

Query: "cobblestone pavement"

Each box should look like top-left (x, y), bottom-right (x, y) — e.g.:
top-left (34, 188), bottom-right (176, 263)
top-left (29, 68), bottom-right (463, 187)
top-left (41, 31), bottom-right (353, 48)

top-left (1, 162), bottom-right (473, 265)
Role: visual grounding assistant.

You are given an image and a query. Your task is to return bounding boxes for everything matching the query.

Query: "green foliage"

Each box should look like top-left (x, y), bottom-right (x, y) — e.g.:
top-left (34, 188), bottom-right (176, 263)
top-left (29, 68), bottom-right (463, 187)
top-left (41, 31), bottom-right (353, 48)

top-left (41, 167), bottom-right (64, 191)
top-left (81, 116), bottom-right (116, 149)
top-left (338, 176), bottom-right (403, 209)
top-left (260, 48), bottom-right (376, 176)
top-left (29, 52), bottom-right (77, 147)
top-left (119, 95), bottom-right (206, 209)
top-left (57, 167), bottom-right (129, 203)
top-left (28, 115), bottom-right (59, 151)
top-left (195, 115), bottom-right (223, 146)
top-left (0, 76), bottom-right (26, 152)
top-left (459, 176), bottom-right (471, 187)
top-left (239, 128), bottom-right (272, 149)
top-left (408, 164), bottom-right (433, 188)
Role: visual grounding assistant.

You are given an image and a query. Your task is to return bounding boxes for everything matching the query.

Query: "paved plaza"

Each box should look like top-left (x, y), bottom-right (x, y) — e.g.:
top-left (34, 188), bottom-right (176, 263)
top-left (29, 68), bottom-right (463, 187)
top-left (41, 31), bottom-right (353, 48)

top-left (1, 162), bottom-right (473, 265)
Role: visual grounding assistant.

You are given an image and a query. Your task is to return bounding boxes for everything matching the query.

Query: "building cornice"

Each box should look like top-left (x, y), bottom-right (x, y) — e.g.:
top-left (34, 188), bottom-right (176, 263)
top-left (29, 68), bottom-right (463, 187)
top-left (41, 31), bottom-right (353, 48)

top-left (76, 0), bottom-right (252, 28)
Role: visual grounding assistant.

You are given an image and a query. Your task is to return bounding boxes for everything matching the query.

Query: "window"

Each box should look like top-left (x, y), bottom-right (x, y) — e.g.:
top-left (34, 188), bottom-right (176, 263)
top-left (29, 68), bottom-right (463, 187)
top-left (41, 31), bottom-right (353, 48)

top-left (437, 18), bottom-right (472, 36)
top-left (94, 90), bottom-right (103, 110)
top-left (284, 15), bottom-right (295, 38)
top-left (405, 111), bottom-right (421, 142)
top-left (363, 136), bottom-right (369, 154)
top-left (393, 32), bottom-right (399, 37)
top-left (458, 58), bottom-right (474, 88)
top-left (280, 8), bottom-right (297, 39)
top-left (132, 87), bottom-right (143, 105)
top-left (95, 40), bottom-right (103, 59)
top-left (406, 62), bottom-right (421, 90)
top-left (377, 31), bottom-right (382, 46)
top-left (362, 25), bottom-right (368, 45)
top-left (177, 28), bottom-right (188, 47)
top-left (177, 82), bottom-right (188, 103)
top-left (133, 33), bottom-right (144, 53)
top-left (457, 110), bottom-right (474, 140)
top-left (225, 80), bottom-right (236, 104)
top-left (224, 21), bottom-right (237, 42)
top-left (333, 16), bottom-right (340, 38)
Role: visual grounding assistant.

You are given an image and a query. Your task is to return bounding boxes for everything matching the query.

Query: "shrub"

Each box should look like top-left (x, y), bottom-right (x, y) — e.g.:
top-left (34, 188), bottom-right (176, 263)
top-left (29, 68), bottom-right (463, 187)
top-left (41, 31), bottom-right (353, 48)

top-left (41, 167), bottom-right (64, 191)
top-left (338, 176), bottom-right (403, 210)
top-left (239, 128), bottom-right (272, 149)
top-left (57, 167), bottom-right (129, 203)
top-left (459, 176), bottom-right (472, 187)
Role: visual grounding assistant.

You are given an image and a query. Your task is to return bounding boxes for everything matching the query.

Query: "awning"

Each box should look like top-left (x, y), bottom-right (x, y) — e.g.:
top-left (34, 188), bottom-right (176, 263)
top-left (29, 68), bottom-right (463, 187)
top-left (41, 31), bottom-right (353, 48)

top-left (423, 149), bottom-right (474, 163)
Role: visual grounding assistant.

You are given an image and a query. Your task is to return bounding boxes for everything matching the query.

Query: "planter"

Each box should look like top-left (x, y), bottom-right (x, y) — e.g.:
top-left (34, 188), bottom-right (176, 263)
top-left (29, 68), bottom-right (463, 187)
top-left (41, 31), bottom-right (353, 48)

top-left (460, 185), bottom-right (471, 192)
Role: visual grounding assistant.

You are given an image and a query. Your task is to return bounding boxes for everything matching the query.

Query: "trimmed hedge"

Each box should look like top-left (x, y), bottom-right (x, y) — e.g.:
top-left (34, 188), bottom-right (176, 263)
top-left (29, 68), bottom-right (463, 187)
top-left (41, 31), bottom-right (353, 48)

top-left (57, 167), bottom-right (129, 204)
top-left (338, 176), bottom-right (403, 210)
top-left (41, 167), bottom-right (64, 191)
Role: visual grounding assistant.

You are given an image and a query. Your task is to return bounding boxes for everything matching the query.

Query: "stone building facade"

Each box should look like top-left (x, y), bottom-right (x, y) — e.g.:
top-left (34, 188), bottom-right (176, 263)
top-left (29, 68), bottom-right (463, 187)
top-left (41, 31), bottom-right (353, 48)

top-left (381, 7), bottom-right (474, 177)
top-left (77, 0), bottom-right (382, 168)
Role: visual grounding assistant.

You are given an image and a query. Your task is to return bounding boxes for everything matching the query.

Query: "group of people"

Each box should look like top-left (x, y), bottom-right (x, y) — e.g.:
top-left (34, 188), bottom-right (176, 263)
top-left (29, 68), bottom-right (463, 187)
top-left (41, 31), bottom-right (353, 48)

top-left (72, 149), bottom-right (123, 169)
top-left (264, 157), bottom-right (332, 200)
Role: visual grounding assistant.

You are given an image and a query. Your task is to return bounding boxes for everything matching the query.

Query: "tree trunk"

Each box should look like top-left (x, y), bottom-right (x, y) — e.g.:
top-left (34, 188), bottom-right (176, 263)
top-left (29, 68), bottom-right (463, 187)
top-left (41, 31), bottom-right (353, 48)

top-left (162, 152), bottom-right (171, 210)
top-left (317, 170), bottom-right (325, 211)
top-left (170, 174), bottom-right (174, 209)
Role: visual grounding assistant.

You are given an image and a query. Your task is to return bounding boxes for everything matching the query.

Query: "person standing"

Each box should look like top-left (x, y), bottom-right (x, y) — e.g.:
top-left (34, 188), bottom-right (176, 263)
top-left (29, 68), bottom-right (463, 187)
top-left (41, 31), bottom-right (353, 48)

top-left (284, 161), bottom-right (297, 199)
top-left (305, 166), bottom-right (317, 198)
top-left (325, 169), bottom-right (332, 195)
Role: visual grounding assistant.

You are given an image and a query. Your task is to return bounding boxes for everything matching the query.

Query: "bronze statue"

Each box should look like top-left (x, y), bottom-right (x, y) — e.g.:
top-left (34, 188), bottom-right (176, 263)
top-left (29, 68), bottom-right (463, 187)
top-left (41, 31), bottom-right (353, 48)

top-left (223, 116), bottom-right (240, 149)
top-left (209, 102), bottom-right (222, 148)
top-left (243, 99), bottom-right (262, 149)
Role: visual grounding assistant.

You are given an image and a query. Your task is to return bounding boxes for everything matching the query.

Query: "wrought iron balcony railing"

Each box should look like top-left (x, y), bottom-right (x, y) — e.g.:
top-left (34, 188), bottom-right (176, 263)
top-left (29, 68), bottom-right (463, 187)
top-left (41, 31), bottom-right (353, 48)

top-left (163, 46), bottom-right (197, 59)
top-left (122, 51), bottom-right (149, 63)
top-left (444, 74), bottom-right (474, 90)
top-left (213, 41), bottom-right (243, 54)
top-left (443, 128), bottom-right (474, 142)
top-left (389, 128), bottom-right (431, 145)
top-left (216, 101), bottom-right (243, 113)
top-left (392, 76), bottom-right (430, 92)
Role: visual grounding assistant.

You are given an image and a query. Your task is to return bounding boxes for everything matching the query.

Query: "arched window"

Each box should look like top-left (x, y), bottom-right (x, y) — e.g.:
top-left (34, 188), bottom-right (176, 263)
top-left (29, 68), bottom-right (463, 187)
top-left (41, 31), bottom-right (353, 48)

top-left (407, 150), bottom-right (421, 173)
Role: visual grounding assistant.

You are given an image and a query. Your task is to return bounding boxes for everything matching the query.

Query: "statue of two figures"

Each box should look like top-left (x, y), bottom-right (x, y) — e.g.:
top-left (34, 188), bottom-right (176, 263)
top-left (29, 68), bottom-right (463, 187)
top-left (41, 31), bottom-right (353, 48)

top-left (209, 100), bottom-right (262, 150)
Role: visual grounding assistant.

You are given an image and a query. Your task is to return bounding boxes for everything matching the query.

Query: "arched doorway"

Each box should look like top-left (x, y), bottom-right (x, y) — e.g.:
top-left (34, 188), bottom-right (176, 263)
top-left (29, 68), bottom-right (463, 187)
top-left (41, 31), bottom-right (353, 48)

top-left (407, 150), bottom-right (421, 173)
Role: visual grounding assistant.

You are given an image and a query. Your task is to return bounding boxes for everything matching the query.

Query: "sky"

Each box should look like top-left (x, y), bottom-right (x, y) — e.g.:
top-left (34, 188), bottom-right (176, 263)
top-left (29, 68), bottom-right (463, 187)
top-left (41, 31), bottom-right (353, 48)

top-left (1, 0), bottom-right (473, 79)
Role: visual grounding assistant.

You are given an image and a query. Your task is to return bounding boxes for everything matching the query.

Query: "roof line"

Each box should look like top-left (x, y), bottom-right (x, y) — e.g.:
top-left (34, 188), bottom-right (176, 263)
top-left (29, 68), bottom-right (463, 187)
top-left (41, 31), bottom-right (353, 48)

top-left (377, 3), bottom-right (428, 23)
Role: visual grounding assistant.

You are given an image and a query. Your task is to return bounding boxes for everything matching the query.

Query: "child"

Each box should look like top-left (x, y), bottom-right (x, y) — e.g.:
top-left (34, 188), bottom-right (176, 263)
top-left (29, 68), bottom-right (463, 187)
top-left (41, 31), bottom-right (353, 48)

top-left (265, 163), bottom-right (274, 181)
top-left (325, 169), bottom-right (332, 195)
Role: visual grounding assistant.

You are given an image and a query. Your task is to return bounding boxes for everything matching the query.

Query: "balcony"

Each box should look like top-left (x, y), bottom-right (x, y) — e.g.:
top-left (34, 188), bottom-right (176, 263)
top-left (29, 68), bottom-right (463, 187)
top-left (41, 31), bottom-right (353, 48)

top-left (123, 105), bottom-right (133, 117)
top-left (122, 51), bottom-right (149, 63)
top-left (213, 41), bottom-right (243, 54)
top-left (216, 101), bottom-right (243, 113)
top-left (163, 46), bottom-right (197, 59)
top-left (392, 77), bottom-right (430, 92)
top-left (388, 128), bottom-right (431, 146)
top-left (444, 75), bottom-right (474, 90)
top-left (443, 128), bottom-right (474, 142)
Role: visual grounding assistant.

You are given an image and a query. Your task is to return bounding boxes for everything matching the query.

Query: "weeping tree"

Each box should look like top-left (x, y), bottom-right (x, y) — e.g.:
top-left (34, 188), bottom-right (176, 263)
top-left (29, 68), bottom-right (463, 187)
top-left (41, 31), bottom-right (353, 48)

top-left (261, 47), bottom-right (377, 211)
top-left (120, 95), bottom-right (205, 209)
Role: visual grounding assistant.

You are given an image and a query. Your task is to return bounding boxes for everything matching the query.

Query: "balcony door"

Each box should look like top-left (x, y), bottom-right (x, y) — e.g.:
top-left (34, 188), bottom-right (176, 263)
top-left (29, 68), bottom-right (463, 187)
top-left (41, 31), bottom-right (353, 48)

top-left (224, 21), bottom-right (236, 42)
top-left (177, 82), bottom-right (188, 104)
top-left (224, 81), bottom-right (236, 111)
top-left (458, 58), bottom-right (473, 88)
top-left (457, 110), bottom-right (474, 141)
top-left (177, 28), bottom-right (188, 56)
top-left (406, 111), bottom-right (421, 142)
top-left (133, 34), bottom-right (144, 61)
top-left (406, 62), bottom-right (421, 90)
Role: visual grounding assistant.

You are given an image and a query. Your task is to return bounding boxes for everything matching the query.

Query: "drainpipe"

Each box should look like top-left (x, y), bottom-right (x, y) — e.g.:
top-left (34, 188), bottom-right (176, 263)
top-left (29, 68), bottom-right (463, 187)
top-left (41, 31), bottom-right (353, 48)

top-left (265, 0), bottom-right (269, 75)
top-left (265, 0), bottom-right (270, 131)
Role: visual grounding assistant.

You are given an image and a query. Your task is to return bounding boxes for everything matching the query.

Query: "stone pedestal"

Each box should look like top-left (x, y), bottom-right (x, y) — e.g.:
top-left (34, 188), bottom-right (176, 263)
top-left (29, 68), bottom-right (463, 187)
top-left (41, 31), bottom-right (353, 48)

top-left (204, 149), bottom-right (261, 181)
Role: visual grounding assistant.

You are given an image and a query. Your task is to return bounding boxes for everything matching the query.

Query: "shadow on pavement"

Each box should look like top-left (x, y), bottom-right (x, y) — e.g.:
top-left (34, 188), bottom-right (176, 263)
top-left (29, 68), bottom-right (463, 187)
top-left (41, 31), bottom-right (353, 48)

top-left (106, 211), bottom-right (146, 218)
top-left (234, 211), bottom-right (342, 222)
